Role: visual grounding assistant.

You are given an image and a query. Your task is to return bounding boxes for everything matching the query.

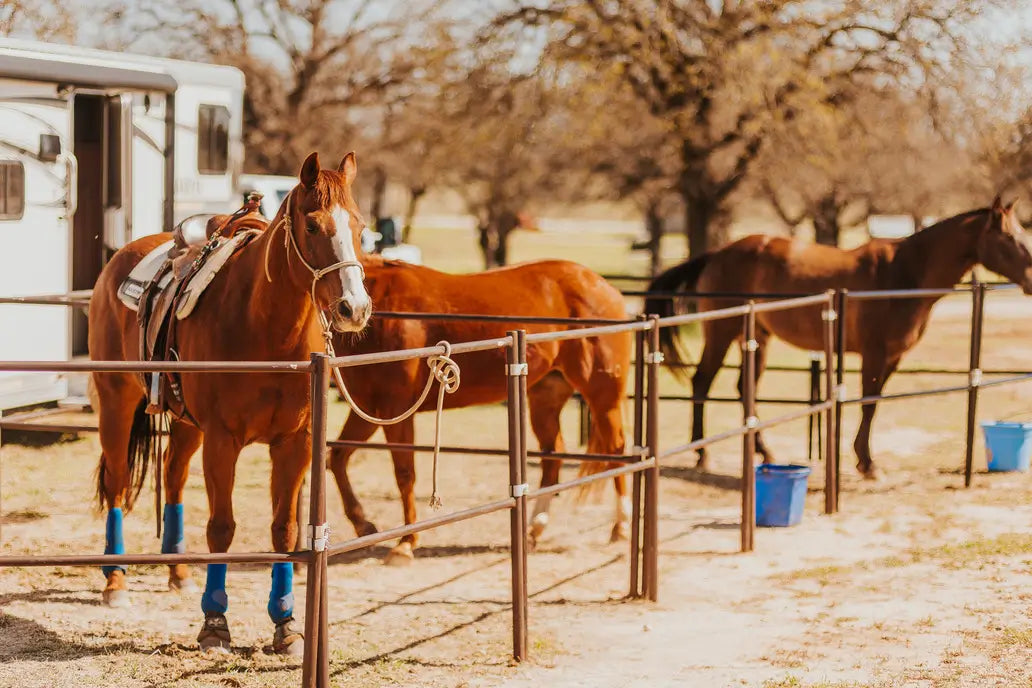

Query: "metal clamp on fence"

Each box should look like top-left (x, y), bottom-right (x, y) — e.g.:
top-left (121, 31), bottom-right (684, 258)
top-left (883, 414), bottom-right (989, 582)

top-left (822, 309), bottom-right (838, 322)
top-left (632, 445), bottom-right (650, 458)
top-left (507, 363), bottom-right (528, 376)
top-left (742, 339), bottom-right (759, 352)
top-left (645, 351), bottom-right (665, 364)
top-left (510, 483), bottom-right (529, 498)
top-left (969, 368), bottom-right (983, 388)
top-left (836, 384), bottom-right (848, 403)
top-left (307, 523), bottom-right (330, 552)
top-left (745, 415), bottom-right (759, 430)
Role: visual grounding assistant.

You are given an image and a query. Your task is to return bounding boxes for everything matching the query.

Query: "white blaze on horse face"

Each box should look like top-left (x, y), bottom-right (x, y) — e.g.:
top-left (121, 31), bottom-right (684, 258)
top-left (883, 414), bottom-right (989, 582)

top-left (331, 206), bottom-right (370, 314)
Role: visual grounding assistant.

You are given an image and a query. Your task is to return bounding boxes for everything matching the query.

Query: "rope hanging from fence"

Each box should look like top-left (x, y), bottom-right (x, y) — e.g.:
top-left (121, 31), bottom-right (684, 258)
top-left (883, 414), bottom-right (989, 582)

top-left (321, 328), bottom-right (460, 509)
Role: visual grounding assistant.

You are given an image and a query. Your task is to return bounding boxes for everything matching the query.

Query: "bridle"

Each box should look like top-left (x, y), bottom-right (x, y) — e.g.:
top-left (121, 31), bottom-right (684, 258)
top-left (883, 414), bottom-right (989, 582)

top-left (264, 187), bottom-right (366, 332)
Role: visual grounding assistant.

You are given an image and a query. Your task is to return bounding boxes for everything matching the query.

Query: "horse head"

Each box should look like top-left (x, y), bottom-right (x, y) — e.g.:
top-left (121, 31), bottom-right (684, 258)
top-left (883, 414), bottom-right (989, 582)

top-left (278, 151), bottom-right (372, 332)
top-left (977, 195), bottom-right (1032, 295)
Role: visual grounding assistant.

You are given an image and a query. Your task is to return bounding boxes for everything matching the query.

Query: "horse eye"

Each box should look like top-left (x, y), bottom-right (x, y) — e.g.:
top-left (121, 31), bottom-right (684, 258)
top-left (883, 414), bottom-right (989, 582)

top-left (306, 220), bottom-right (319, 234)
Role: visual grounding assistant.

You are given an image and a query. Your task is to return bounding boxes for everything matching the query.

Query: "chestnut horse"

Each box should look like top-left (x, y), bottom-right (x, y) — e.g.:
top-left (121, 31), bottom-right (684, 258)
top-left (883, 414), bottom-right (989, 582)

top-left (645, 198), bottom-right (1032, 479)
top-left (88, 152), bottom-right (371, 653)
top-left (329, 257), bottom-right (632, 564)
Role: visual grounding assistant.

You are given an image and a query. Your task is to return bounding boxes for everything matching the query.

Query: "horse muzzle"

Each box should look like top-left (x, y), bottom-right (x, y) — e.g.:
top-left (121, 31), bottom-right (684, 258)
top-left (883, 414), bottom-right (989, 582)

top-left (330, 296), bottom-right (371, 333)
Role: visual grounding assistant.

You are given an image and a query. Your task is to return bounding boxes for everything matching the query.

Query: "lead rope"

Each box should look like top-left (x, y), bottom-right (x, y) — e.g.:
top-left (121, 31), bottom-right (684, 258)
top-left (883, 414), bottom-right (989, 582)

top-left (320, 326), bottom-right (459, 509)
top-left (266, 188), bottom-right (462, 507)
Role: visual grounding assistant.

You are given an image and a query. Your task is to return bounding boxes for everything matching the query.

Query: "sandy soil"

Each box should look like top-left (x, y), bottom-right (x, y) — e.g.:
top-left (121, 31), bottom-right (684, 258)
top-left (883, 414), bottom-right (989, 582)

top-left (2, 292), bottom-right (1032, 688)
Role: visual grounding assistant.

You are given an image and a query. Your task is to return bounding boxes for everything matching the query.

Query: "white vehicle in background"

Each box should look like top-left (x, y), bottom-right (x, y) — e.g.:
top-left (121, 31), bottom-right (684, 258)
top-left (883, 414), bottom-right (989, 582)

top-left (0, 37), bottom-right (244, 410)
top-left (238, 173), bottom-right (422, 264)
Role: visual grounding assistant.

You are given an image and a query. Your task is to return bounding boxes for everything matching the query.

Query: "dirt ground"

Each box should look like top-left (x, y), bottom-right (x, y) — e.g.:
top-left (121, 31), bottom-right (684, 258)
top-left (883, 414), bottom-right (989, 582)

top-left (2, 291), bottom-right (1032, 688)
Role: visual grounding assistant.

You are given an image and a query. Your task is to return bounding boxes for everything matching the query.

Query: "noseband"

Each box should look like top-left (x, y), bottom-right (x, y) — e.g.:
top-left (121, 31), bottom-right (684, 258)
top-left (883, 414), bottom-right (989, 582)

top-left (263, 189), bottom-right (366, 330)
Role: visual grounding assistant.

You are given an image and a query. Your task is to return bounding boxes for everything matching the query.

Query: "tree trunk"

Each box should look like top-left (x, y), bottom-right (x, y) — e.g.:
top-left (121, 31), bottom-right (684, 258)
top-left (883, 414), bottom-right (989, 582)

top-left (477, 210), bottom-right (519, 269)
top-left (401, 185), bottom-right (426, 243)
top-left (813, 195), bottom-right (842, 246)
top-left (478, 221), bottom-right (497, 269)
top-left (369, 165), bottom-right (388, 223)
top-left (645, 201), bottom-right (663, 276)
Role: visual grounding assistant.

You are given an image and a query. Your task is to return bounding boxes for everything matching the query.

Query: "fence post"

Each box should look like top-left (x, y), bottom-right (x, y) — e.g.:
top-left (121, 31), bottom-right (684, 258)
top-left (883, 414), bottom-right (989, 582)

top-left (506, 330), bottom-right (529, 661)
top-left (302, 353), bottom-right (330, 688)
top-left (964, 282), bottom-right (986, 488)
top-left (643, 316), bottom-right (661, 602)
top-left (630, 316), bottom-right (647, 599)
top-left (832, 289), bottom-right (847, 514)
top-left (741, 303), bottom-right (757, 553)
top-left (807, 354), bottom-right (822, 463)
top-left (823, 291), bottom-right (839, 514)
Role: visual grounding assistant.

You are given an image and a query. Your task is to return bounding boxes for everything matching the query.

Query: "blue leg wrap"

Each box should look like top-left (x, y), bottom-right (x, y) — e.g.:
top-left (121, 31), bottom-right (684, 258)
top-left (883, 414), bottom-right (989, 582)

top-left (102, 507), bottom-right (126, 577)
top-left (201, 564), bottom-right (228, 615)
top-left (267, 563), bottom-right (294, 623)
top-left (161, 503), bottom-right (185, 554)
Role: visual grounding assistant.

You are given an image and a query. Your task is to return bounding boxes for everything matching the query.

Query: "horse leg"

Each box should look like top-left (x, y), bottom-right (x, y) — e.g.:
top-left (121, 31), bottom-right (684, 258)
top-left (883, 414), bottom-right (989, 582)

top-left (328, 413), bottom-right (379, 537)
top-left (196, 430), bottom-right (242, 653)
top-left (383, 417), bottom-right (418, 566)
top-left (585, 397), bottom-right (630, 543)
top-left (737, 329), bottom-right (776, 463)
top-left (94, 375), bottom-right (143, 609)
top-left (163, 420), bottom-right (202, 594)
top-left (853, 353), bottom-right (902, 480)
top-left (266, 431), bottom-right (309, 656)
top-left (692, 322), bottom-right (737, 471)
top-left (527, 373), bottom-right (574, 549)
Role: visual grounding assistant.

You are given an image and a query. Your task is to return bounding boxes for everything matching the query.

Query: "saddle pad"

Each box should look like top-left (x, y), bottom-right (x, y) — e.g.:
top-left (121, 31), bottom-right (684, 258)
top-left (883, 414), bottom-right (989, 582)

top-left (117, 240), bottom-right (175, 311)
top-left (175, 230), bottom-right (259, 319)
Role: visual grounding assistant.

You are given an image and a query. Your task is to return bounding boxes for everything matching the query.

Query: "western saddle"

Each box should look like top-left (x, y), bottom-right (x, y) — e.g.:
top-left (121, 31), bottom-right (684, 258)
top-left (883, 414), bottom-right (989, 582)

top-left (117, 193), bottom-right (270, 420)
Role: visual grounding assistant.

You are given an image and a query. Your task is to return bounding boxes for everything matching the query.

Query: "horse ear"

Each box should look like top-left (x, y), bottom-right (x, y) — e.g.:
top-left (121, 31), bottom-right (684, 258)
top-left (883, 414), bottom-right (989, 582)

top-left (1006, 199), bottom-right (1018, 214)
top-left (338, 152), bottom-right (357, 186)
top-left (300, 152), bottom-right (320, 189)
top-left (992, 195), bottom-right (1004, 213)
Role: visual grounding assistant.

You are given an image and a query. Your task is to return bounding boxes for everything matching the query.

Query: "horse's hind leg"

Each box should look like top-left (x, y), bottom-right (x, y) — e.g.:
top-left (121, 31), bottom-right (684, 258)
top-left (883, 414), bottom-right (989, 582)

top-left (163, 420), bottom-right (202, 593)
top-left (527, 372), bottom-right (574, 549)
top-left (736, 328), bottom-right (776, 463)
top-left (328, 413), bottom-right (379, 537)
top-left (383, 418), bottom-right (418, 566)
top-left (94, 373), bottom-right (144, 608)
top-left (692, 320), bottom-right (738, 471)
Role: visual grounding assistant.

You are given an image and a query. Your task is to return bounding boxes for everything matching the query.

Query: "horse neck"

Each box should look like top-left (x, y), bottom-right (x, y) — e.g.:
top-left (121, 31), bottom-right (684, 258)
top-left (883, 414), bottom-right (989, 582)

top-left (234, 224), bottom-right (319, 355)
top-left (891, 211), bottom-right (984, 289)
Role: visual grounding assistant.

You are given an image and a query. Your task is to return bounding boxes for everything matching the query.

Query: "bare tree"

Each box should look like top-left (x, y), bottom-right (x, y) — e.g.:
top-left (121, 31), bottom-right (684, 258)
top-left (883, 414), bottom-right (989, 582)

top-left (0, 0), bottom-right (76, 41)
top-left (102, 0), bottom-right (442, 174)
top-left (490, 0), bottom-right (1005, 256)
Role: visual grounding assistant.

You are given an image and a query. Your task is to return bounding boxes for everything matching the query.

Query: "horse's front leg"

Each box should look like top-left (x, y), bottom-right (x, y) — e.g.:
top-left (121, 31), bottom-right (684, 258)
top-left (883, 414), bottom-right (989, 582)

top-left (163, 420), bottom-right (203, 594)
top-left (267, 431), bottom-right (310, 656)
top-left (853, 353), bottom-right (901, 480)
top-left (196, 430), bottom-right (242, 653)
top-left (383, 418), bottom-right (418, 566)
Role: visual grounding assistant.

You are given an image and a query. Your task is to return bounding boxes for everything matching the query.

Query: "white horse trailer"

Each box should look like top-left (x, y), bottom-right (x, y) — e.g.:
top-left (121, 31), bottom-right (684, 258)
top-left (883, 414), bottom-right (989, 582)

top-left (0, 38), bottom-right (244, 411)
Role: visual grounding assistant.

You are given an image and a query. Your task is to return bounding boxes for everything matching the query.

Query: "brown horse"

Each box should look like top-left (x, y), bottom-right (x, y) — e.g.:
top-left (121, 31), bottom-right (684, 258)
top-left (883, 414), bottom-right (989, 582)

top-left (328, 257), bottom-right (633, 564)
top-left (88, 152), bottom-right (371, 653)
top-left (645, 197), bottom-right (1032, 479)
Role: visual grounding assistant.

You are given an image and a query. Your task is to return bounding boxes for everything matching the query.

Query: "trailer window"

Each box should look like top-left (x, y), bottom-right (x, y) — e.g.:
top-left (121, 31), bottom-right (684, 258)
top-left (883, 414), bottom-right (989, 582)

top-left (198, 104), bottom-right (230, 175)
top-left (0, 161), bottom-right (24, 221)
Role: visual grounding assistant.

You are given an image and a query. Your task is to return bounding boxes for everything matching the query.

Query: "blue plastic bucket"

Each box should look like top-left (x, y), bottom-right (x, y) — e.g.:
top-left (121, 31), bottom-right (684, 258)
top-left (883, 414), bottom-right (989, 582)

top-left (981, 421), bottom-right (1032, 472)
top-left (755, 464), bottom-right (811, 527)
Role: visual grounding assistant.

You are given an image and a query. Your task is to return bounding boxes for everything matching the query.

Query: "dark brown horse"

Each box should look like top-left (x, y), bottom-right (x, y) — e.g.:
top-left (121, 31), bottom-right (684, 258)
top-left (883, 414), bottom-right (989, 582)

top-left (88, 152), bottom-right (370, 653)
top-left (329, 257), bottom-right (633, 564)
top-left (645, 198), bottom-right (1032, 479)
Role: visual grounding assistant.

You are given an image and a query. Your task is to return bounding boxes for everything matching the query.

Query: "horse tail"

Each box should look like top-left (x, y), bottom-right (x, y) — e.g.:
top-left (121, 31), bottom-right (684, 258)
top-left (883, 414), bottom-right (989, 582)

top-left (643, 254), bottom-right (711, 382)
top-left (96, 397), bottom-right (153, 513)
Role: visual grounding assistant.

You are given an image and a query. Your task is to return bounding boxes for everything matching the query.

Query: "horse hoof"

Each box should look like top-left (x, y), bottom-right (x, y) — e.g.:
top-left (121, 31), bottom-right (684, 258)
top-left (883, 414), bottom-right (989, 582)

top-left (609, 523), bottom-right (630, 543)
top-left (197, 613), bottom-right (232, 653)
top-left (385, 543), bottom-right (414, 566)
top-left (857, 463), bottom-right (884, 482)
top-left (102, 588), bottom-right (131, 608)
top-left (357, 521), bottom-right (378, 538)
top-left (695, 456), bottom-right (710, 472)
top-left (169, 576), bottom-right (199, 594)
top-left (271, 617), bottom-right (304, 656)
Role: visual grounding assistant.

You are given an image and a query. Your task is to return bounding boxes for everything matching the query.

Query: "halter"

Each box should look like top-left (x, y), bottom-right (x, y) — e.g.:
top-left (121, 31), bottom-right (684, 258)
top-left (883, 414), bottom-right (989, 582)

top-left (263, 188), bottom-right (366, 332)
